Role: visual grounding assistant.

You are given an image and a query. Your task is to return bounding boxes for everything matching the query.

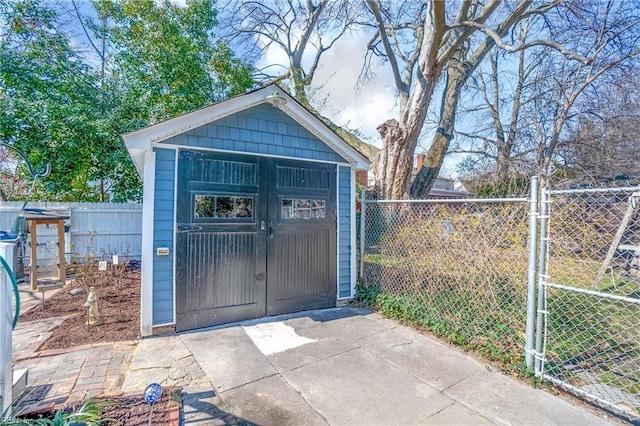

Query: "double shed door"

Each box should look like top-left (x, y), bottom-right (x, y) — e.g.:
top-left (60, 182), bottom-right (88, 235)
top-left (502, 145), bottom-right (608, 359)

top-left (175, 150), bottom-right (337, 331)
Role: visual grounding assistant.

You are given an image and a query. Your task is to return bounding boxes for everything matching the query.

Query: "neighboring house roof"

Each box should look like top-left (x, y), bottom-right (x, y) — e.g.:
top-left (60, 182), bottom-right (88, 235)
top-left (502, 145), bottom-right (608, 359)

top-left (123, 84), bottom-right (371, 176)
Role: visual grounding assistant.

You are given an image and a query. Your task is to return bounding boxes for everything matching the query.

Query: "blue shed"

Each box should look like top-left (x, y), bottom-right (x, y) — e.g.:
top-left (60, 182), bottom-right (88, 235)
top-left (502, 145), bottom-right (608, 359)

top-left (124, 85), bottom-right (370, 336)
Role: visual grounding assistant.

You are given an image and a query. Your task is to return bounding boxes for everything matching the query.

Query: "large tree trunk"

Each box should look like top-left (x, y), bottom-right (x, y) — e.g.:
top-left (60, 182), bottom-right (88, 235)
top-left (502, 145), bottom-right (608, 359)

top-left (373, 81), bottom-right (438, 199)
top-left (373, 77), bottom-right (440, 199)
top-left (496, 148), bottom-right (511, 182)
top-left (410, 55), bottom-right (466, 199)
top-left (408, 0), bottom-right (529, 199)
top-left (373, 120), bottom-right (410, 199)
top-left (369, 0), bottom-right (446, 200)
top-left (369, 0), bottom-right (533, 199)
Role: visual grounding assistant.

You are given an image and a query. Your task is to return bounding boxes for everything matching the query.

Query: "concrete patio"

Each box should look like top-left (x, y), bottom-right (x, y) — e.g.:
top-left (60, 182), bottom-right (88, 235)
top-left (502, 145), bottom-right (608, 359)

top-left (121, 307), bottom-right (613, 425)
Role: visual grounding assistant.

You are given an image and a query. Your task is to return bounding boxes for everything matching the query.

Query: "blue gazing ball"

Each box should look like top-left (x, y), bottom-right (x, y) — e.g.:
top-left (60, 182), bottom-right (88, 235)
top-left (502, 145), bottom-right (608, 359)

top-left (143, 383), bottom-right (162, 404)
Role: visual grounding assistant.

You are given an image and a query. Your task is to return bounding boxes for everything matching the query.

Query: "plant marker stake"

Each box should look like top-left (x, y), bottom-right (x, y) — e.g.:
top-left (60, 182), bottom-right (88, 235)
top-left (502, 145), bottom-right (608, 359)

top-left (143, 383), bottom-right (162, 426)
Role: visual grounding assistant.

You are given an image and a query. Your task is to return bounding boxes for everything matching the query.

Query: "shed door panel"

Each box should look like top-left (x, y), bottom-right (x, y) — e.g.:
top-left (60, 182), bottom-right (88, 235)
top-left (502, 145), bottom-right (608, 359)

top-left (267, 159), bottom-right (337, 314)
top-left (175, 151), bottom-right (336, 331)
top-left (175, 150), bottom-right (266, 331)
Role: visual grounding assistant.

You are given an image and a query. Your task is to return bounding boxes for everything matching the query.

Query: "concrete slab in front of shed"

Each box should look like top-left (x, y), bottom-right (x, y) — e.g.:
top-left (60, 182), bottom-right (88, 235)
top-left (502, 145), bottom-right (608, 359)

top-left (283, 346), bottom-right (453, 425)
top-left (267, 311), bottom-right (395, 372)
top-left (444, 369), bottom-right (611, 425)
top-left (128, 335), bottom-right (191, 370)
top-left (422, 402), bottom-right (494, 425)
top-left (374, 330), bottom-right (486, 391)
top-left (265, 333), bottom-right (359, 373)
top-left (180, 326), bottom-right (276, 392)
top-left (219, 375), bottom-right (327, 426)
top-left (284, 308), bottom-right (396, 342)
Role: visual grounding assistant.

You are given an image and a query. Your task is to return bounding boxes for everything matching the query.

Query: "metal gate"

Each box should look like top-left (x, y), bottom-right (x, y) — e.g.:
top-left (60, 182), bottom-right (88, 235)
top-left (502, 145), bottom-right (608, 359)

top-left (535, 186), bottom-right (640, 419)
top-left (175, 150), bottom-right (336, 331)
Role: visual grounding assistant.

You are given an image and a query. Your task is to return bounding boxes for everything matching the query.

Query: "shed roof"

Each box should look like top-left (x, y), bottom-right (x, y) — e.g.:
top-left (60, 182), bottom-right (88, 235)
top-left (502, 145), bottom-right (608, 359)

top-left (123, 85), bottom-right (371, 175)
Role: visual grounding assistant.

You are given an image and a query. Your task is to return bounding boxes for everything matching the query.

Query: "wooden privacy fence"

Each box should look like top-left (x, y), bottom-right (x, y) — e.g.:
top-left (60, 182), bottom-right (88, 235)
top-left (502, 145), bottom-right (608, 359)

top-left (0, 202), bottom-right (142, 267)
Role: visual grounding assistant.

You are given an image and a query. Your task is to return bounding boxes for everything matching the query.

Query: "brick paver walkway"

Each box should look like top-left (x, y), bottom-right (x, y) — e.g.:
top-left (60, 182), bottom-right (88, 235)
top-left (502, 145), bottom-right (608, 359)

top-left (13, 340), bottom-right (137, 409)
top-left (11, 285), bottom-right (139, 411)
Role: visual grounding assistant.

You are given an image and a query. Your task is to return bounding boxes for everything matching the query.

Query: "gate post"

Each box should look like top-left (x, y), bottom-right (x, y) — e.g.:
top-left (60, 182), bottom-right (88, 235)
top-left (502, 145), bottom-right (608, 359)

top-left (534, 186), bottom-right (550, 376)
top-left (525, 176), bottom-right (539, 369)
top-left (359, 187), bottom-right (366, 279)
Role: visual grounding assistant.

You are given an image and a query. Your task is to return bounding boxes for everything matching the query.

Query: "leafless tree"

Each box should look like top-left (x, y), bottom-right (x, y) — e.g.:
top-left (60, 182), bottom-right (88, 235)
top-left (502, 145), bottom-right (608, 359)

top-left (527, 0), bottom-right (640, 188)
top-left (442, 0), bottom-right (639, 194)
top-left (451, 20), bottom-right (541, 186)
top-left (366, 0), bottom-right (568, 199)
top-left (223, 0), bottom-right (362, 105)
top-left (555, 76), bottom-right (640, 184)
top-left (366, 0), bottom-right (639, 199)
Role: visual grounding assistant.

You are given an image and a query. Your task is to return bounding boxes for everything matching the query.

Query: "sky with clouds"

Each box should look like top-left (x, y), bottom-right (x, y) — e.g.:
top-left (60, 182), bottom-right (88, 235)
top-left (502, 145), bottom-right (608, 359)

top-left (256, 29), bottom-right (459, 176)
top-left (256, 29), bottom-right (397, 142)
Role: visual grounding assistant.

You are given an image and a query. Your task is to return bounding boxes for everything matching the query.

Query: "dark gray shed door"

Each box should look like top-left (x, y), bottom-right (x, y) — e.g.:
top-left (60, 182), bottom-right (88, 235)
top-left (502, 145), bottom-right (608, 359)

top-left (175, 150), bottom-right (336, 331)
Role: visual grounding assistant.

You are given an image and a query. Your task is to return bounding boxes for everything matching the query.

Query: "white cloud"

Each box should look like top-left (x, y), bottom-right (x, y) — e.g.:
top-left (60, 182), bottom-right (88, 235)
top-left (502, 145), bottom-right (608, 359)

top-left (310, 31), bottom-right (398, 146)
top-left (258, 30), bottom-right (399, 147)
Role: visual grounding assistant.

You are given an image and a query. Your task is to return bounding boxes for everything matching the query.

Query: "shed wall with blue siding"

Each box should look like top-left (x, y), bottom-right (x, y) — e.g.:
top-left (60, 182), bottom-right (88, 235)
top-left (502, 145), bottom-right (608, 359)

top-left (338, 166), bottom-right (351, 298)
top-left (160, 104), bottom-right (347, 163)
top-left (150, 104), bottom-right (355, 326)
top-left (152, 148), bottom-right (176, 325)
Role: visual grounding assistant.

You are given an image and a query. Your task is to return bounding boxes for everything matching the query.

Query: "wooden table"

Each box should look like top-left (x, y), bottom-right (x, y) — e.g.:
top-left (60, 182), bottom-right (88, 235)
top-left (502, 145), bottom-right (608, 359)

top-left (24, 209), bottom-right (70, 291)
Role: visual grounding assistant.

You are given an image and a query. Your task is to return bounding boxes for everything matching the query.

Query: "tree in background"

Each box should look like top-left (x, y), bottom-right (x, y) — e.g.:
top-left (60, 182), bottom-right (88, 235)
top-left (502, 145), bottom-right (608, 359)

top-left (223, 0), bottom-right (361, 106)
top-left (555, 76), bottom-right (640, 184)
top-left (452, 1), bottom-right (639, 193)
top-left (528, 1), bottom-right (639, 188)
top-left (453, 20), bottom-right (542, 194)
top-left (365, 0), bottom-right (544, 199)
top-left (221, 0), bottom-right (375, 156)
top-left (365, 0), bottom-right (639, 199)
top-left (1, 0), bottom-right (110, 201)
top-left (0, 0), bottom-right (253, 202)
top-left (96, 0), bottom-right (252, 127)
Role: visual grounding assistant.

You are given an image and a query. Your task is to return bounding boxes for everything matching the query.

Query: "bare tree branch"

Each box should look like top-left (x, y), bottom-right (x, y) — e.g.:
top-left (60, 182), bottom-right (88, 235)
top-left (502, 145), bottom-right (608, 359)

top-left (451, 20), bottom-right (592, 63)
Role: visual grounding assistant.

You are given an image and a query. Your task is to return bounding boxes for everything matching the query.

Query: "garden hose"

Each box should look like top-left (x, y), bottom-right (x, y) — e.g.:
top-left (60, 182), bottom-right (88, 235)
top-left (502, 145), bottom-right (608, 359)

top-left (0, 254), bottom-right (20, 329)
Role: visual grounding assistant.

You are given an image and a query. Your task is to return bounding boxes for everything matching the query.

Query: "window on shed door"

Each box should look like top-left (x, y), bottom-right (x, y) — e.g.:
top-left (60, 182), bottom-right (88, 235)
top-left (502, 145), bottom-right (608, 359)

top-left (281, 199), bottom-right (326, 219)
top-left (194, 194), bottom-right (253, 218)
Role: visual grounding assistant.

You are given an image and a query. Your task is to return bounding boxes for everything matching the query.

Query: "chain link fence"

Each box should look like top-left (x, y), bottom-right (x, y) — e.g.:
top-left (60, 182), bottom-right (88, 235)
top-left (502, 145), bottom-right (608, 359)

top-left (539, 187), bottom-right (640, 420)
top-left (359, 183), bottom-right (640, 419)
top-left (360, 195), bottom-right (532, 369)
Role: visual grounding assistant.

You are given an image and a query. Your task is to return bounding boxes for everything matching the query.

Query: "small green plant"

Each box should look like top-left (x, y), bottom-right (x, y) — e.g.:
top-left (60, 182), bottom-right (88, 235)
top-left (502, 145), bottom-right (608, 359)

top-left (1, 400), bottom-right (110, 426)
top-left (33, 400), bottom-right (110, 426)
top-left (355, 279), bottom-right (381, 307)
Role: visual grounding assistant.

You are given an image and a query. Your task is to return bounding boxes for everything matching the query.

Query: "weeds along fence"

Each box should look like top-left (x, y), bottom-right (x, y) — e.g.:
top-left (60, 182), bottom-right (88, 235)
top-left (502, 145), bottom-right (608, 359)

top-left (537, 187), bottom-right (640, 420)
top-left (0, 202), bottom-right (142, 268)
top-left (359, 192), bottom-right (534, 371)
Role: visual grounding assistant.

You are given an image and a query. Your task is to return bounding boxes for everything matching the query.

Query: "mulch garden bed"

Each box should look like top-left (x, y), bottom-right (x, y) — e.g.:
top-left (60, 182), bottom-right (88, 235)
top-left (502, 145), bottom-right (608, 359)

top-left (19, 265), bottom-right (141, 350)
top-left (95, 387), bottom-right (182, 426)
